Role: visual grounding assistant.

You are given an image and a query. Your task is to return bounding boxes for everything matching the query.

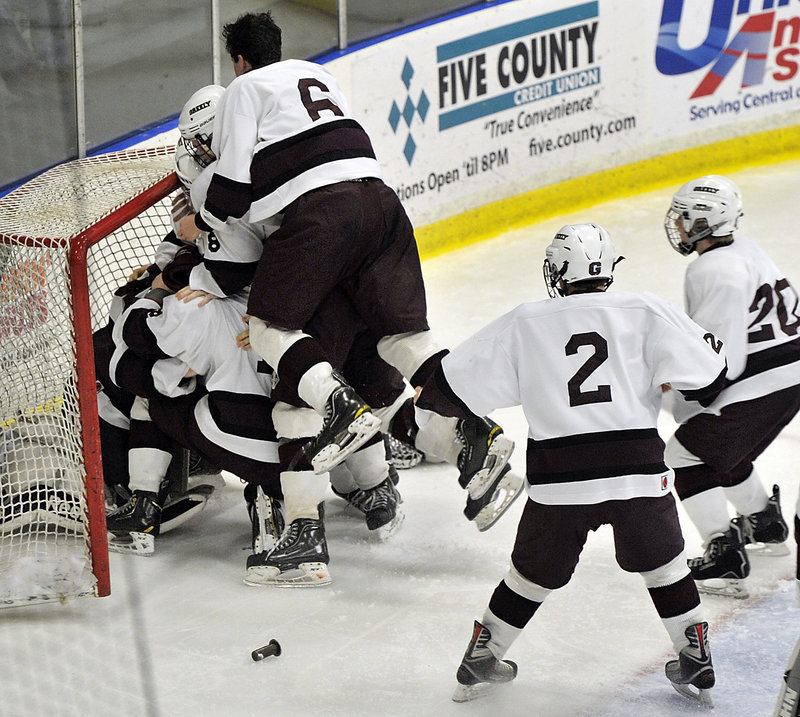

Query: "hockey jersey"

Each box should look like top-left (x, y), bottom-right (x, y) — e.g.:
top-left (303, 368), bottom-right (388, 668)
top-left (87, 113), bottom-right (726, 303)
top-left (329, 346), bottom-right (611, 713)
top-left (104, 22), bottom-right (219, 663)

top-left (441, 291), bottom-right (727, 505)
top-left (186, 161), bottom-right (273, 298)
top-left (679, 234), bottom-right (800, 415)
top-left (110, 291), bottom-right (278, 464)
top-left (199, 59), bottom-right (382, 230)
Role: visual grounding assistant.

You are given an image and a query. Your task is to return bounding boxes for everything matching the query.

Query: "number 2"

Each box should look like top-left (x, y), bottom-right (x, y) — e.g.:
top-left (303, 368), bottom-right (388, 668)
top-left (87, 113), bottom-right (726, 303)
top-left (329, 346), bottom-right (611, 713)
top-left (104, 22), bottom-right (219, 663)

top-left (565, 332), bottom-right (612, 407)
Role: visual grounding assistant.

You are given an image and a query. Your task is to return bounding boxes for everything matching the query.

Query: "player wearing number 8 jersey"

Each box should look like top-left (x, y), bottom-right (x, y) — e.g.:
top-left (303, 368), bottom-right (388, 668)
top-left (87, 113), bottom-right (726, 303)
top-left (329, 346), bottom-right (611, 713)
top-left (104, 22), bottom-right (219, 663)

top-left (663, 175), bottom-right (800, 600)
top-left (417, 224), bottom-right (726, 706)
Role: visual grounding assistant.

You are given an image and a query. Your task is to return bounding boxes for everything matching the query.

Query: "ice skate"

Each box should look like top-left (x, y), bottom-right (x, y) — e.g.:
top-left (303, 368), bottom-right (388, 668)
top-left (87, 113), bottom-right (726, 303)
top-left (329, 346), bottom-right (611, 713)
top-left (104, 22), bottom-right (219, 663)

top-left (740, 484), bottom-right (790, 557)
top-left (306, 386), bottom-right (382, 475)
top-left (106, 490), bottom-right (163, 555)
top-left (665, 622), bottom-right (715, 707)
top-left (332, 471), bottom-right (404, 540)
top-left (688, 517), bottom-right (750, 598)
top-left (386, 434), bottom-right (424, 470)
top-left (452, 621), bottom-right (518, 702)
top-left (160, 483), bottom-right (215, 534)
top-left (247, 486), bottom-right (284, 554)
top-left (456, 417), bottom-right (522, 530)
top-left (244, 517), bottom-right (331, 587)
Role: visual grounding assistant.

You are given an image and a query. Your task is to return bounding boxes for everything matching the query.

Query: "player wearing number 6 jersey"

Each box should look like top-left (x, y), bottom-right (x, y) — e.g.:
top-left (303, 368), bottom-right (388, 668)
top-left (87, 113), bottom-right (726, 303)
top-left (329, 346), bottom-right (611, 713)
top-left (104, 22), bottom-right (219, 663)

top-left (416, 224), bottom-right (727, 707)
top-left (663, 175), bottom-right (800, 600)
top-left (177, 12), bottom-right (522, 528)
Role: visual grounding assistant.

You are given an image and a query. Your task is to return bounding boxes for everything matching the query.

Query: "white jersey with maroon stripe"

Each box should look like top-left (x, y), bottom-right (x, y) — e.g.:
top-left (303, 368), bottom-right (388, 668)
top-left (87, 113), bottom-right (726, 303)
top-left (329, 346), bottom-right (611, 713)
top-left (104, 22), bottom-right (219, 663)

top-left (681, 234), bottom-right (800, 415)
top-left (441, 291), bottom-right (727, 505)
top-left (188, 162), bottom-right (275, 298)
top-left (110, 291), bottom-right (278, 464)
top-left (202, 59), bottom-right (382, 229)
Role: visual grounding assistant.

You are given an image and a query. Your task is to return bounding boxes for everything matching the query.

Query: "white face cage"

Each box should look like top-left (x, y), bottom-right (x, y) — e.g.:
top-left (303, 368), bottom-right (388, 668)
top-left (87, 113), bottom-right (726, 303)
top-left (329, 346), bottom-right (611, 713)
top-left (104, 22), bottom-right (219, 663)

top-left (664, 206), bottom-right (705, 255)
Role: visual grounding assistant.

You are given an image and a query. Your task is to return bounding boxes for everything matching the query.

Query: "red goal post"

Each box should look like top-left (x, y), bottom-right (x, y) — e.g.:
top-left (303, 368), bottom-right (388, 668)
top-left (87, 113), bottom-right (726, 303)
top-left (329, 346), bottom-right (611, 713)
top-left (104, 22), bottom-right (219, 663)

top-left (0, 146), bottom-right (179, 606)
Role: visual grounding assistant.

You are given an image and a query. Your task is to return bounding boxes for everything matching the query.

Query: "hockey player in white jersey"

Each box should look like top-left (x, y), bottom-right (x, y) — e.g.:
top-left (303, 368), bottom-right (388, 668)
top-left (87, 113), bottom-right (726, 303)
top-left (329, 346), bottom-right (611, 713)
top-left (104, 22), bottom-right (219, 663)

top-left (109, 86), bottom-right (407, 579)
top-left (663, 175), bottom-right (798, 599)
top-left (417, 224), bottom-right (727, 707)
top-left (175, 13), bottom-right (521, 530)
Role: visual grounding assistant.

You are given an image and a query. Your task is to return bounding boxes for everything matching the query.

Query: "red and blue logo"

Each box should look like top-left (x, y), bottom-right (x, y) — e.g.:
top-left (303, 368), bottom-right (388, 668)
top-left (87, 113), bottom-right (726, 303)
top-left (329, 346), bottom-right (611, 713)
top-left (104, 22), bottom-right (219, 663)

top-left (655, 0), bottom-right (800, 98)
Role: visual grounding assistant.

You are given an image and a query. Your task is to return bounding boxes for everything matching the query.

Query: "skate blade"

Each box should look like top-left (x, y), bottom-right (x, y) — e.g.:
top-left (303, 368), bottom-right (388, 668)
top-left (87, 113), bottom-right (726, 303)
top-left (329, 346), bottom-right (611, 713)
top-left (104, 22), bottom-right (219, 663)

top-left (452, 681), bottom-right (507, 703)
top-left (311, 413), bottom-right (382, 475)
top-left (466, 435), bottom-right (515, 496)
top-left (669, 681), bottom-right (714, 708)
top-left (160, 489), bottom-right (212, 534)
top-left (243, 561), bottom-right (331, 588)
top-left (696, 577), bottom-right (749, 599)
top-left (473, 471), bottom-right (525, 532)
top-left (373, 508), bottom-right (405, 541)
top-left (745, 541), bottom-right (790, 557)
top-left (107, 530), bottom-right (155, 556)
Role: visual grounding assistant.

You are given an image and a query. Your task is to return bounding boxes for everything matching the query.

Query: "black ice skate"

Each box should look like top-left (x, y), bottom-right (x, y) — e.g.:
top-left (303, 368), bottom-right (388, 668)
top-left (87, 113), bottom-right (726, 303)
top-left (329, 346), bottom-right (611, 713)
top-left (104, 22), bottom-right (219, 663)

top-left (665, 622), bottom-right (715, 707)
top-left (740, 484), bottom-right (790, 556)
top-left (160, 483), bottom-right (216, 534)
top-left (244, 517), bottom-right (331, 587)
top-left (452, 621), bottom-right (518, 703)
top-left (688, 517), bottom-right (750, 598)
top-left (106, 490), bottom-right (163, 555)
top-left (305, 386), bottom-right (382, 475)
top-left (456, 416), bottom-right (522, 530)
top-left (332, 472), bottom-right (404, 539)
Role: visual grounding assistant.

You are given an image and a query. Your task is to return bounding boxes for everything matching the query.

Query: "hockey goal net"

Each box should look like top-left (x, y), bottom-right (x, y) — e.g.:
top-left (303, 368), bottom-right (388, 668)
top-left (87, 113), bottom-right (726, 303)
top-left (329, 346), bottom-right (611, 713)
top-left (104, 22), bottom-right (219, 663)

top-left (0, 146), bottom-right (179, 607)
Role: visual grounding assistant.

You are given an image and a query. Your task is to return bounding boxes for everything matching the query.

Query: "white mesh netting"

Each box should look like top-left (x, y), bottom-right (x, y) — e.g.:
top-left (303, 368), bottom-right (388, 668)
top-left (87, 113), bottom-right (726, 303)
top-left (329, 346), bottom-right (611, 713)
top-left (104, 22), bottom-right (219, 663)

top-left (0, 147), bottom-right (177, 606)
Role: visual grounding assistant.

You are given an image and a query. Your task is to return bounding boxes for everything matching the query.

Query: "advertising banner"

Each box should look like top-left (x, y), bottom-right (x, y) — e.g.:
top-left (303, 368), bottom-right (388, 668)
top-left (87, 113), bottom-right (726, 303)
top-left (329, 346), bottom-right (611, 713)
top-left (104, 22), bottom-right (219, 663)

top-left (330, 0), bottom-right (800, 229)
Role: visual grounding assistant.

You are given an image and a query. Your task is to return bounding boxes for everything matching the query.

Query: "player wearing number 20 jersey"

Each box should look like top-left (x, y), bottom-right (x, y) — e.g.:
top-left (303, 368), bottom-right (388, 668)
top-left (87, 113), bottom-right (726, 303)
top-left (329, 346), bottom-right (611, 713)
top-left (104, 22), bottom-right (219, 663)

top-left (663, 175), bottom-right (800, 599)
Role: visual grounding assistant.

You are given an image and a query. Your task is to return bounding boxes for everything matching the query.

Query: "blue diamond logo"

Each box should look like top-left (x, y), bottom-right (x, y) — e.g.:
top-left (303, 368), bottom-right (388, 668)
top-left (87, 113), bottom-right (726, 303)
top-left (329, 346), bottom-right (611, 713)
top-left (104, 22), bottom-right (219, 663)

top-left (403, 134), bottom-right (416, 165)
top-left (402, 96), bottom-right (416, 127)
top-left (388, 101), bottom-right (401, 133)
top-left (401, 58), bottom-right (414, 90)
top-left (417, 91), bottom-right (430, 122)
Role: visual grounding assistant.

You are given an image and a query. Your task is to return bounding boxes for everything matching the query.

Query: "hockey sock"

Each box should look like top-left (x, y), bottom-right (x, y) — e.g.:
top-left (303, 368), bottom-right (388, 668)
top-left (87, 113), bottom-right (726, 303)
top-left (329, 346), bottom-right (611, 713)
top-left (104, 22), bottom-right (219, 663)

top-left (680, 487), bottom-right (731, 542)
top-left (723, 467), bottom-right (768, 516)
top-left (296, 361), bottom-right (342, 415)
top-left (280, 470), bottom-right (329, 524)
top-left (413, 407), bottom-right (460, 465)
top-left (376, 330), bottom-right (445, 382)
top-left (340, 437), bottom-right (389, 491)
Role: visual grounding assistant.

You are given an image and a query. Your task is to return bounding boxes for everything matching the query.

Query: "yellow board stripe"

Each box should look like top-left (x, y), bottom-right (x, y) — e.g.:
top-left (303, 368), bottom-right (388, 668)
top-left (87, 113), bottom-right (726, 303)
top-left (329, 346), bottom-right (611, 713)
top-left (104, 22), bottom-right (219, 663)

top-left (415, 124), bottom-right (800, 261)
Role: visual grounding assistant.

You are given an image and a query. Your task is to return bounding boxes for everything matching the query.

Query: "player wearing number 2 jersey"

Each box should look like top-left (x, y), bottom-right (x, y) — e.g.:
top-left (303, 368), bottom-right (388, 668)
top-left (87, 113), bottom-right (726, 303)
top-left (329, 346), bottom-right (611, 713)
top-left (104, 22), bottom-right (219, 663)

top-left (663, 175), bottom-right (800, 600)
top-left (417, 224), bottom-right (726, 707)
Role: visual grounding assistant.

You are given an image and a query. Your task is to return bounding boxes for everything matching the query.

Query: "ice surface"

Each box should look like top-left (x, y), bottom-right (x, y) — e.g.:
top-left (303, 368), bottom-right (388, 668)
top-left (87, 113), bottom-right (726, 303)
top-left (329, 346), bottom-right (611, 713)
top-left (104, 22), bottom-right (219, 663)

top-left (2, 160), bottom-right (799, 717)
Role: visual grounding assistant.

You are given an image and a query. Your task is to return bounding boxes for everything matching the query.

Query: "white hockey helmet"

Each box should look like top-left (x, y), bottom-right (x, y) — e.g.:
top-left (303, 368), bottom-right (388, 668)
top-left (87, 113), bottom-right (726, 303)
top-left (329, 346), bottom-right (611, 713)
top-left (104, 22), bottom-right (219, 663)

top-left (664, 175), bottom-right (743, 255)
top-left (543, 223), bottom-right (617, 297)
top-left (178, 84), bottom-right (225, 167)
top-left (174, 141), bottom-right (203, 190)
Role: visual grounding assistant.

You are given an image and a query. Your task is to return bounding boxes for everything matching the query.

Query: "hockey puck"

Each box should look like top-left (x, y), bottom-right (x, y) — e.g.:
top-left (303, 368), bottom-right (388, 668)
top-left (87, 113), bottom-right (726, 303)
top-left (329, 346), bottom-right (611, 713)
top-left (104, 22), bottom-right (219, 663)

top-left (251, 639), bottom-right (281, 661)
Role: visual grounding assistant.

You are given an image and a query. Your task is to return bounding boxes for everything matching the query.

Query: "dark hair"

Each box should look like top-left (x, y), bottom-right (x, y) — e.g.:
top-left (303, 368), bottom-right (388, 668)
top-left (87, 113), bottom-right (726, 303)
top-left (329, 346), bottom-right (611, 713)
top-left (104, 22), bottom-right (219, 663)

top-left (223, 12), bottom-right (282, 69)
